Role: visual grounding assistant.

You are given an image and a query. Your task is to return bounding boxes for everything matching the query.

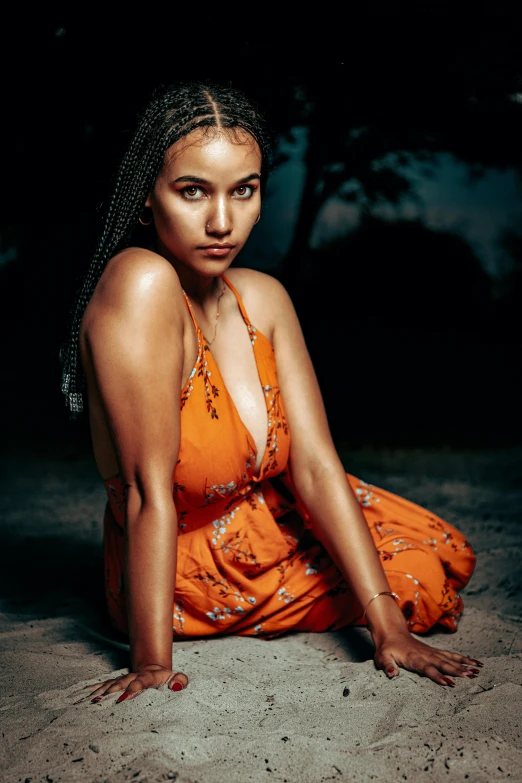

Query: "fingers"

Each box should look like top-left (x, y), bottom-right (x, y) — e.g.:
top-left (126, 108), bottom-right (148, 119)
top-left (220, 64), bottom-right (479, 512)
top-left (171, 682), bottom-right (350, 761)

top-left (72, 675), bottom-right (128, 703)
top-left (79, 678), bottom-right (123, 694)
top-left (432, 656), bottom-right (480, 679)
top-left (95, 671), bottom-right (154, 703)
top-left (374, 651), bottom-right (400, 679)
top-left (84, 682), bottom-right (106, 692)
top-left (425, 647), bottom-right (483, 679)
top-left (71, 681), bottom-right (106, 700)
top-left (422, 663), bottom-right (456, 687)
top-left (376, 639), bottom-right (485, 688)
top-left (403, 653), bottom-right (482, 687)
top-left (115, 681), bottom-right (143, 703)
top-left (166, 671), bottom-right (190, 692)
top-left (84, 670), bottom-right (189, 705)
top-left (114, 671), bottom-right (189, 703)
top-left (89, 674), bottom-right (131, 701)
top-left (438, 650), bottom-right (485, 668)
top-left (404, 642), bottom-right (485, 685)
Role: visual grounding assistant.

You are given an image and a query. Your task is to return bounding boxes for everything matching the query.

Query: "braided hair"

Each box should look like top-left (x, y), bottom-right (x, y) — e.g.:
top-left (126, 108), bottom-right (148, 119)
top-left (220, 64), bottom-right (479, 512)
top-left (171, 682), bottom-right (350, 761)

top-left (60, 81), bottom-right (272, 419)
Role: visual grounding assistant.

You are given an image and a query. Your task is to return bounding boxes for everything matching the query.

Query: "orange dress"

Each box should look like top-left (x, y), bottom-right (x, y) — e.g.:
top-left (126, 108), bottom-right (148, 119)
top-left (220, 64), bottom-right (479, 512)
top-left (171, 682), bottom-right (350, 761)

top-left (102, 275), bottom-right (476, 640)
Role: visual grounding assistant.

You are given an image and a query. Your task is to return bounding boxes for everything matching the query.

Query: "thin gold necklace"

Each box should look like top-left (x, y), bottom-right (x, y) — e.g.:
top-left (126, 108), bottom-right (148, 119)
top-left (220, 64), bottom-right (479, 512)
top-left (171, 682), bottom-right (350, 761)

top-left (188, 278), bottom-right (226, 346)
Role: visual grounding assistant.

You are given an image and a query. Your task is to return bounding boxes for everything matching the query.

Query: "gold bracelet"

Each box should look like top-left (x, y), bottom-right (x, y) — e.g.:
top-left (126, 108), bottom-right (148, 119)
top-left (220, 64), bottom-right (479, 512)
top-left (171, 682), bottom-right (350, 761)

top-left (362, 591), bottom-right (400, 622)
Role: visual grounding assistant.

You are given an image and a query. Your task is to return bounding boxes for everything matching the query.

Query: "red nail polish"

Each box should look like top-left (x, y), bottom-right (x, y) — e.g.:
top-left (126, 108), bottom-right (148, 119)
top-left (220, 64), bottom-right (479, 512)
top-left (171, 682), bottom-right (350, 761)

top-left (443, 677), bottom-right (455, 687)
top-left (468, 674), bottom-right (478, 679)
top-left (387, 668), bottom-right (395, 675)
top-left (116, 693), bottom-right (130, 703)
top-left (470, 659), bottom-right (484, 667)
top-left (171, 681), bottom-right (183, 692)
top-left (91, 697), bottom-right (102, 703)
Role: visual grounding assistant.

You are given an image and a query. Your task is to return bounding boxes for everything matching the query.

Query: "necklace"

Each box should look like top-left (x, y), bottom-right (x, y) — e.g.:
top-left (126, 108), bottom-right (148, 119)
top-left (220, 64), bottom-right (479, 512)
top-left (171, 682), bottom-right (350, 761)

top-left (187, 278), bottom-right (226, 346)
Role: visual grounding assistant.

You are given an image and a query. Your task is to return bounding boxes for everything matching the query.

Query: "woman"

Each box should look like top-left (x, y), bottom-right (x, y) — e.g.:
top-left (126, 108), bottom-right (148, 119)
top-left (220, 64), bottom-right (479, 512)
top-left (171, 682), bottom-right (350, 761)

top-left (60, 81), bottom-right (480, 705)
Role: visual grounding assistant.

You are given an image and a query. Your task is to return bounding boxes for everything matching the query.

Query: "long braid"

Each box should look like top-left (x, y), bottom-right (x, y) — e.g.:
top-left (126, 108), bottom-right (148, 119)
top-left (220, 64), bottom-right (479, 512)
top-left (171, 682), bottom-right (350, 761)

top-left (60, 81), bottom-right (272, 419)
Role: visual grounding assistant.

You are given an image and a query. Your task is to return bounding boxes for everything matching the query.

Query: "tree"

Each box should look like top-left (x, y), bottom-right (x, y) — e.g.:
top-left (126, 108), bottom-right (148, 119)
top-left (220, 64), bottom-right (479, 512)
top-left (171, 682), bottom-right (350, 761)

top-left (248, 27), bottom-right (522, 308)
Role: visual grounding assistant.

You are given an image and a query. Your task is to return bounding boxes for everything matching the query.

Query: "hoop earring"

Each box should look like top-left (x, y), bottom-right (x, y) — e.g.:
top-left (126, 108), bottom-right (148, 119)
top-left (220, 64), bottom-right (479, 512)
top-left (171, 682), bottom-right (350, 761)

top-left (139, 207), bottom-right (153, 227)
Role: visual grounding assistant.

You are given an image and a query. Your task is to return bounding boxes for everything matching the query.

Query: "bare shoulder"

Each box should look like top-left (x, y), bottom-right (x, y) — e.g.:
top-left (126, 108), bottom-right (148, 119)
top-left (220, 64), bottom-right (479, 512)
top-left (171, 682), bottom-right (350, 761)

top-left (225, 267), bottom-right (289, 301)
top-left (224, 267), bottom-right (294, 339)
top-left (81, 247), bottom-right (184, 338)
top-left (89, 247), bottom-right (182, 310)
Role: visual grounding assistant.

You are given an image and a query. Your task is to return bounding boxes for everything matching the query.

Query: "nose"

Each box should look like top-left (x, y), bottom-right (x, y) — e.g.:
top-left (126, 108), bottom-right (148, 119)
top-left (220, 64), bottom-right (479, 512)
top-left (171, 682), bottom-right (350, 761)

top-left (205, 196), bottom-right (232, 236)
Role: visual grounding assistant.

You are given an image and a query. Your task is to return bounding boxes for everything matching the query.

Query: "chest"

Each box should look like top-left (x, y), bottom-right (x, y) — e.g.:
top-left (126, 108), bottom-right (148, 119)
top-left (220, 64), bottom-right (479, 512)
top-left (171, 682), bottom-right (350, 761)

top-left (209, 312), bottom-right (269, 472)
top-left (176, 319), bottom-right (289, 503)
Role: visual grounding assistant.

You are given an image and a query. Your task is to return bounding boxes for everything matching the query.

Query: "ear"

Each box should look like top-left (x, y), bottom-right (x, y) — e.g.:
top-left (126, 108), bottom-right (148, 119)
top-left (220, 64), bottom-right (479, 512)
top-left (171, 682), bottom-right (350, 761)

top-left (254, 213), bottom-right (260, 225)
top-left (145, 193), bottom-right (152, 207)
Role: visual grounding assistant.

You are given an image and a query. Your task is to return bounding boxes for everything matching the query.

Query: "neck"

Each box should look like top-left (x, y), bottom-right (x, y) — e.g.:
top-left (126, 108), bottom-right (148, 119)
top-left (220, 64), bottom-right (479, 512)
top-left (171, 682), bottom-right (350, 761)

top-left (179, 270), bottom-right (224, 305)
top-left (154, 240), bottom-right (225, 304)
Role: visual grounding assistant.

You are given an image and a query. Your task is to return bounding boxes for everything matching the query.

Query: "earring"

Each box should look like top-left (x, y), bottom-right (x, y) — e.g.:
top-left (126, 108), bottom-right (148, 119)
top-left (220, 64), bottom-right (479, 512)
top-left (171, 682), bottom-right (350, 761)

top-left (139, 207), bottom-right (153, 227)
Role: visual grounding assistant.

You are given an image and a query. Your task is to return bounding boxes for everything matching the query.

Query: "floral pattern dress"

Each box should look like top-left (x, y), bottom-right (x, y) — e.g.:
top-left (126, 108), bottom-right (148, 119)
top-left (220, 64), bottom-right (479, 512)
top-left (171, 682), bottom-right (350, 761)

top-left (102, 275), bottom-right (476, 640)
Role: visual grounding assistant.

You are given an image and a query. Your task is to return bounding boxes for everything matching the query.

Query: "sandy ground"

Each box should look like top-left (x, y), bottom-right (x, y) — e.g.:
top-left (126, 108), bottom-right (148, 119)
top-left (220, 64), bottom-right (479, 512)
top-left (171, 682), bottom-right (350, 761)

top-left (1, 445), bottom-right (521, 783)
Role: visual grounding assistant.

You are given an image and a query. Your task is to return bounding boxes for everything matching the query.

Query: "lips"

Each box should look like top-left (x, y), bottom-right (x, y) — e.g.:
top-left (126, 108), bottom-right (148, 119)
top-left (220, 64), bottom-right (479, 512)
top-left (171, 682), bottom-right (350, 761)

top-left (200, 244), bottom-right (234, 249)
top-left (199, 244), bottom-right (235, 257)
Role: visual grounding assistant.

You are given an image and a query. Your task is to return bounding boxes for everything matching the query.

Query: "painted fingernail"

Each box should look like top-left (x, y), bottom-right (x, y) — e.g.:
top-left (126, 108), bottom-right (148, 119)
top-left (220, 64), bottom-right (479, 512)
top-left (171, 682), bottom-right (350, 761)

top-left (387, 668), bottom-right (396, 676)
top-left (443, 677), bottom-right (455, 687)
top-left (470, 659), bottom-right (484, 667)
top-left (91, 697), bottom-right (102, 703)
top-left (468, 674), bottom-right (478, 679)
top-left (116, 693), bottom-right (130, 703)
top-left (171, 681), bottom-right (183, 692)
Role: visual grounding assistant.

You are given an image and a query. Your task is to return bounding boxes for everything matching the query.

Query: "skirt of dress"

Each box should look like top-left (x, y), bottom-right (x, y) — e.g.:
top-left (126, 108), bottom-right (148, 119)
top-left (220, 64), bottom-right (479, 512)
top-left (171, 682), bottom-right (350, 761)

top-left (102, 473), bottom-right (476, 640)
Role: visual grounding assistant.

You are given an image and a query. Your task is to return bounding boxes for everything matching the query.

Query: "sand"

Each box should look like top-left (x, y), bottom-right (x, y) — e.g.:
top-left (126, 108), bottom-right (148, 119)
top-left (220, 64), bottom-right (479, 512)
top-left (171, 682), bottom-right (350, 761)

top-left (1, 446), bottom-right (521, 783)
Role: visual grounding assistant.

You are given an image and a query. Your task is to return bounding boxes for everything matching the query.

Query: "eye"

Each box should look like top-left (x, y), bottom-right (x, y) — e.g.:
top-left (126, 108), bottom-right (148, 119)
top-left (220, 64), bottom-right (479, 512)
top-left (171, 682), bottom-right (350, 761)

top-left (233, 185), bottom-right (255, 199)
top-left (180, 185), bottom-right (205, 200)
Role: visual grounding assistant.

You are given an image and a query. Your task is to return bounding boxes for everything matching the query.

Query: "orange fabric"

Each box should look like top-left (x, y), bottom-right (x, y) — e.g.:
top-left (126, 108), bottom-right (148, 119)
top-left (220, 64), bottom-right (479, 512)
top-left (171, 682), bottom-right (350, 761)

top-left (102, 275), bottom-right (476, 640)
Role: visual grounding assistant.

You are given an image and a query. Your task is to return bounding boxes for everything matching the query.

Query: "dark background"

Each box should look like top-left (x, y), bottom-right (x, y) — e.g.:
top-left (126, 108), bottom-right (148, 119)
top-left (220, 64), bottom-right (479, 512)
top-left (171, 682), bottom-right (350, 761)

top-left (1, 12), bottom-right (521, 464)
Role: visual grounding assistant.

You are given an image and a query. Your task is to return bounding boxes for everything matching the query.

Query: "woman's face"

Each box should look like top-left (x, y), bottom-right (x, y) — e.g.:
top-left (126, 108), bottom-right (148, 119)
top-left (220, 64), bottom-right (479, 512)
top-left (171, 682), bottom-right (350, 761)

top-left (146, 127), bottom-right (262, 277)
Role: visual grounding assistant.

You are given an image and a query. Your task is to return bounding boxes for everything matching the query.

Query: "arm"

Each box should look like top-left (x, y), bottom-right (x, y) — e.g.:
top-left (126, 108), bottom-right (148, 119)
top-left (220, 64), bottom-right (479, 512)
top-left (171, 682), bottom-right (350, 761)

top-left (82, 251), bottom-right (188, 697)
top-left (267, 277), bottom-right (481, 685)
top-left (270, 284), bottom-right (406, 641)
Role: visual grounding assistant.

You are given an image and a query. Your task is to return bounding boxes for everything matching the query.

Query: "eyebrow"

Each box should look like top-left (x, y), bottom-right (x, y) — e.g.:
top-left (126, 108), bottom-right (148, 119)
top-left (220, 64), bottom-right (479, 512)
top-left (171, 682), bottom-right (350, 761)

top-left (173, 173), bottom-right (261, 185)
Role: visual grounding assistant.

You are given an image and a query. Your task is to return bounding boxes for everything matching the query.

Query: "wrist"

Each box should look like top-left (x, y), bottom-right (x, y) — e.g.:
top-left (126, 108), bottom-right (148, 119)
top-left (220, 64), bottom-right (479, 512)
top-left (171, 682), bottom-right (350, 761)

top-left (129, 630), bottom-right (173, 672)
top-left (132, 659), bottom-right (172, 672)
top-left (364, 596), bottom-right (409, 644)
top-left (370, 618), bottom-right (410, 646)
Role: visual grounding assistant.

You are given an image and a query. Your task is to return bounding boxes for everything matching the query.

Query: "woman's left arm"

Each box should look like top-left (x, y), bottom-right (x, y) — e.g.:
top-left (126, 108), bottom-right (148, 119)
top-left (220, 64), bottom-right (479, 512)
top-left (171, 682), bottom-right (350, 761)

top-left (267, 277), bottom-right (481, 686)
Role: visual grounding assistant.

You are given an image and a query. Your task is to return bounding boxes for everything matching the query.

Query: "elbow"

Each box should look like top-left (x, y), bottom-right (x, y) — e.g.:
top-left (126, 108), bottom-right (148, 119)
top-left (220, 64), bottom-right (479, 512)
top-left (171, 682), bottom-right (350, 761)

top-left (124, 477), bottom-right (177, 527)
top-left (292, 453), bottom-right (342, 493)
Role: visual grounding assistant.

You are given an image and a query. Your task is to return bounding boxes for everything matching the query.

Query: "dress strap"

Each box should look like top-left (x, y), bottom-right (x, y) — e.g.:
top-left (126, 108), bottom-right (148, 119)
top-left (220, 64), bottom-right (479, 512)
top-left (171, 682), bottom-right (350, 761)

top-left (222, 274), bottom-right (252, 328)
top-left (181, 289), bottom-right (204, 339)
top-left (182, 275), bottom-right (253, 336)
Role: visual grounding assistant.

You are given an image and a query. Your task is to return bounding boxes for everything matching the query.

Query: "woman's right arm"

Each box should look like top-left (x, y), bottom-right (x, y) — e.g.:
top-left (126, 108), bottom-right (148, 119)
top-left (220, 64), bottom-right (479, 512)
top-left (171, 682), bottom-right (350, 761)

top-left (82, 251), bottom-right (186, 696)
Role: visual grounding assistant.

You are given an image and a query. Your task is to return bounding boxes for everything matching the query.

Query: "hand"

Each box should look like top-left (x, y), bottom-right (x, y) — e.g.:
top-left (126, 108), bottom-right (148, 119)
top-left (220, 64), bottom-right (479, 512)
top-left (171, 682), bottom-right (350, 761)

top-left (77, 664), bottom-right (189, 704)
top-left (373, 629), bottom-right (484, 687)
